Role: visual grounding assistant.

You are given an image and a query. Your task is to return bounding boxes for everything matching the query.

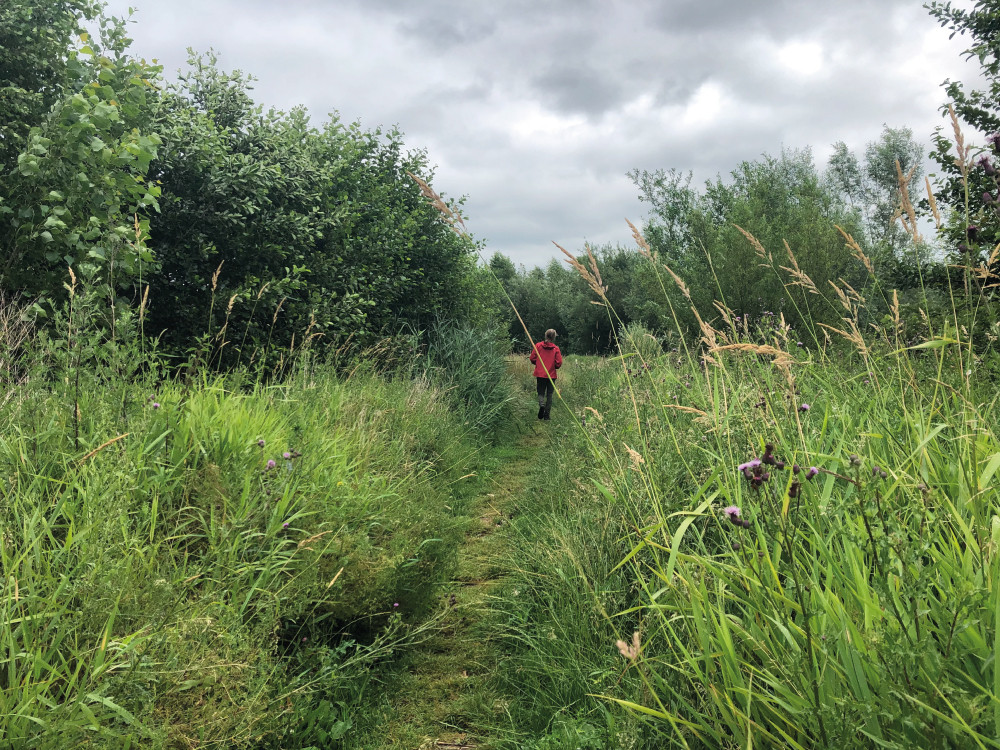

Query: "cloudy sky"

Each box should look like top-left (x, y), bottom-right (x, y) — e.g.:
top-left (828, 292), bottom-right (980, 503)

top-left (101, 0), bottom-right (982, 268)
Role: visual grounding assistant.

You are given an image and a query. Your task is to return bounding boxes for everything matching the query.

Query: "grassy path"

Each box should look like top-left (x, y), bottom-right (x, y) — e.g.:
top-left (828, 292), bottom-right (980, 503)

top-left (354, 417), bottom-right (552, 748)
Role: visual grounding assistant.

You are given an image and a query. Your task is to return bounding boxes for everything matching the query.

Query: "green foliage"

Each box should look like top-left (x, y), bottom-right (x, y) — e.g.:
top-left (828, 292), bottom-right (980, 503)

top-left (422, 319), bottom-right (516, 439)
top-left (928, 0), bottom-right (1000, 255)
top-left (826, 125), bottom-right (926, 258)
top-left (0, 0), bottom-right (102, 173)
top-left (0, 11), bottom-right (161, 298)
top-left (0, 293), bottom-right (482, 746)
top-left (1, 7), bottom-right (487, 367)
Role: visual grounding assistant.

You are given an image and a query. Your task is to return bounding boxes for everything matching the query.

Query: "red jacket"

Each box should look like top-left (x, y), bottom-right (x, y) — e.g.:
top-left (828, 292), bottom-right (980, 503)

top-left (530, 341), bottom-right (563, 379)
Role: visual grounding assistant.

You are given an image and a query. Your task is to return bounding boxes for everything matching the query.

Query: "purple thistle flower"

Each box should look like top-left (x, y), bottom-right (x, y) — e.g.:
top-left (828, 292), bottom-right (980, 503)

top-left (723, 505), bottom-right (741, 519)
top-left (792, 464), bottom-right (801, 474)
top-left (393, 602), bottom-right (400, 608)
top-left (806, 467), bottom-right (819, 480)
top-left (797, 341), bottom-right (803, 347)
top-left (152, 402), bottom-right (160, 410)
top-left (282, 521), bottom-right (290, 528)
top-left (283, 451), bottom-right (291, 460)
top-left (799, 403), bottom-right (810, 412)
top-left (267, 459), bottom-right (277, 470)
top-left (738, 459), bottom-right (762, 472)
top-left (979, 154), bottom-right (998, 176)
top-left (257, 439), bottom-right (266, 448)
top-left (988, 132), bottom-right (1000, 153)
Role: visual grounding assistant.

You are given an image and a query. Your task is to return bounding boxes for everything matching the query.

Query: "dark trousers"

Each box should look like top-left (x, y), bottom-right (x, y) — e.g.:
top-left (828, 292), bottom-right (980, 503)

top-left (536, 377), bottom-right (554, 408)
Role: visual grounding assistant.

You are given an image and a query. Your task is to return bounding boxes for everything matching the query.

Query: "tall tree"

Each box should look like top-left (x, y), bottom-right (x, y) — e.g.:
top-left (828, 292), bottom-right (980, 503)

top-left (826, 126), bottom-right (925, 257)
top-left (927, 0), bottom-right (1000, 257)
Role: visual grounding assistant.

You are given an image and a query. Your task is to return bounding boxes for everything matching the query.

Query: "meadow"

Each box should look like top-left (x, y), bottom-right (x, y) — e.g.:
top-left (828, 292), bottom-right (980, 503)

top-left (3, 4), bottom-right (1000, 745)
top-left (5, 218), bottom-right (999, 748)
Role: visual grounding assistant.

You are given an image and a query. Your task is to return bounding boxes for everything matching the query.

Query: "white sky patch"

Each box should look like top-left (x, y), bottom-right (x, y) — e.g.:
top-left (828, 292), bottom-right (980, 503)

top-left (774, 40), bottom-right (825, 78)
top-left (680, 80), bottom-right (727, 129)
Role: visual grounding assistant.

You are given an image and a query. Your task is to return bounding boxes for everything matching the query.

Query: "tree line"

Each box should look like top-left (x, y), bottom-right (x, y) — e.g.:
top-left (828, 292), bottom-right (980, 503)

top-left (1, 1), bottom-right (492, 367)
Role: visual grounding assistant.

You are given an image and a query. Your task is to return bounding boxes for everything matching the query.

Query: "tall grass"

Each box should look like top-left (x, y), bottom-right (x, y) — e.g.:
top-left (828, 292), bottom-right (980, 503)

top-left (0, 284), bottom-right (490, 747)
top-left (488, 132), bottom-right (1000, 747)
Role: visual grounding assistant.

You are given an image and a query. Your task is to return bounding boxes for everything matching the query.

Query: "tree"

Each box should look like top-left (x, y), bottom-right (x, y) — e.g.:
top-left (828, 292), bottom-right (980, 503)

top-left (826, 126), bottom-right (925, 257)
top-left (0, 0), bottom-right (102, 174)
top-left (0, 9), bottom-right (161, 300)
top-left (927, 1), bottom-right (1000, 257)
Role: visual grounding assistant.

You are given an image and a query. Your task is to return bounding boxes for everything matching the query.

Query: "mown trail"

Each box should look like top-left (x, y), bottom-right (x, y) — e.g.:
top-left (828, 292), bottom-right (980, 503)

top-left (358, 363), bottom-right (575, 749)
top-left (364, 426), bottom-right (548, 749)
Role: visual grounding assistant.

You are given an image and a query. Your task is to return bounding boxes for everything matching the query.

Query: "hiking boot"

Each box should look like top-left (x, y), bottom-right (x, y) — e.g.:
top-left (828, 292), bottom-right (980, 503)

top-left (537, 405), bottom-right (545, 419)
top-left (543, 406), bottom-right (551, 420)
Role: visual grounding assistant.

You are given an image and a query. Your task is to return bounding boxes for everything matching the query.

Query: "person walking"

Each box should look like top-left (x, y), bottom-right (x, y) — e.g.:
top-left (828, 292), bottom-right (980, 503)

top-left (530, 329), bottom-right (562, 420)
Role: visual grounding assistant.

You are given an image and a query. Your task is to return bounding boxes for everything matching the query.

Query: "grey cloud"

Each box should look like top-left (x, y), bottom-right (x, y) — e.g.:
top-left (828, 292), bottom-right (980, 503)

top-left (101, 0), bottom-right (983, 268)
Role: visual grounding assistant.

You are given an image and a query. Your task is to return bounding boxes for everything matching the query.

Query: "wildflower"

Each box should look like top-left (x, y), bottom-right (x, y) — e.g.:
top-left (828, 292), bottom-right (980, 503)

top-left (967, 225), bottom-right (980, 243)
top-left (393, 602), bottom-right (399, 609)
top-left (873, 466), bottom-right (888, 479)
top-left (978, 155), bottom-right (997, 176)
top-left (799, 403), bottom-right (810, 412)
top-left (988, 132), bottom-right (1000, 153)
top-left (152, 402), bottom-right (160, 410)
top-left (788, 481), bottom-right (801, 498)
top-left (723, 505), bottom-right (741, 519)
top-left (266, 459), bottom-right (277, 470)
top-left (849, 454), bottom-right (862, 466)
top-left (282, 521), bottom-right (289, 528)
top-left (616, 630), bottom-right (641, 661)
top-left (738, 459), bottom-right (762, 472)
top-left (731, 541), bottom-right (742, 551)
top-left (283, 451), bottom-right (292, 460)
top-left (257, 439), bottom-right (266, 448)
top-left (806, 467), bottom-right (819, 480)
top-left (792, 464), bottom-right (801, 474)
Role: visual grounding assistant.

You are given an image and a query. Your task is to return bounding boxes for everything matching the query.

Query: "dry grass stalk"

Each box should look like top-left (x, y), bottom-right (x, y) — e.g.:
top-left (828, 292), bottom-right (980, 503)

top-left (926, 177), bottom-right (942, 229)
top-left (138, 285), bottom-right (150, 323)
top-left (949, 104), bottom-right (970, 182)
top-left (836, 225), bottom-right (875, 275)
top-left (407, 170), bottom-right (468, 234)
top-left (693, 307), bottom-right (718, 350)
top-left (626, 218), bottom-right (654, 259)
top-left (711, 302), bottom-right (736, 344)
top-left (663, 263), bottom-right (691, 300)
top-left (733, 224), bottom-right (772, 262)
top-left (979, 245), bottom-right (1000, 287)
top-left (829, 281), bottom-right (854, 313)
top-left (779, 240), bottom-right (820, 295)
top-left (623, 443), bottom-right (646, 470)
top-left (662, 403), bottom-right (707, 417)
top-left (818, 321), bottom-right (870, 356)
top-left (79, 433), bottom-right (129, 464)
top-left (555, 241), bottom-right (607, 299)
top-left (891, 290), bottom-right (902, 336)
top-left (709, 342), bottom-right (796, 370)
top-left (894, 159), bottom-right (923, 245)
top-left (585, 406), bottom-right (604, 422)
top-left (272, 296), bottom-right (287, 325)
top-left (211, 261), bottom-right (224, 293)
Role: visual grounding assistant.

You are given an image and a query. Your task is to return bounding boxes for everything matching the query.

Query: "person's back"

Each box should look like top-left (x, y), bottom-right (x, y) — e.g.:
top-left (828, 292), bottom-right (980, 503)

top-left (529, 329), bottom-right (562, 420)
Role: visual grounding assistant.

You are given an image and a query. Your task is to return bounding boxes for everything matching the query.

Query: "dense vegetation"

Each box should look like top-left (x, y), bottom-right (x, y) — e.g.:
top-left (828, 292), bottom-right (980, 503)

top-left (4, 0), bottom-right (1000, 748)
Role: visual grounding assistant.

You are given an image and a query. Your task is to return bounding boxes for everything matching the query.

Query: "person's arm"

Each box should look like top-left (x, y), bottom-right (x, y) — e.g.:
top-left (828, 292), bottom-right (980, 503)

top-left (555, 348), bottom-right (563, 369)
top-left (530, 345), bottom-right (537, 364)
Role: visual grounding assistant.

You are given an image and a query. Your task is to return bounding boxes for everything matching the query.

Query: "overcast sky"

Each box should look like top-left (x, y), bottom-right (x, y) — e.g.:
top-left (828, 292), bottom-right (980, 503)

top-left (100, 0), bottom-right (982, 268)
